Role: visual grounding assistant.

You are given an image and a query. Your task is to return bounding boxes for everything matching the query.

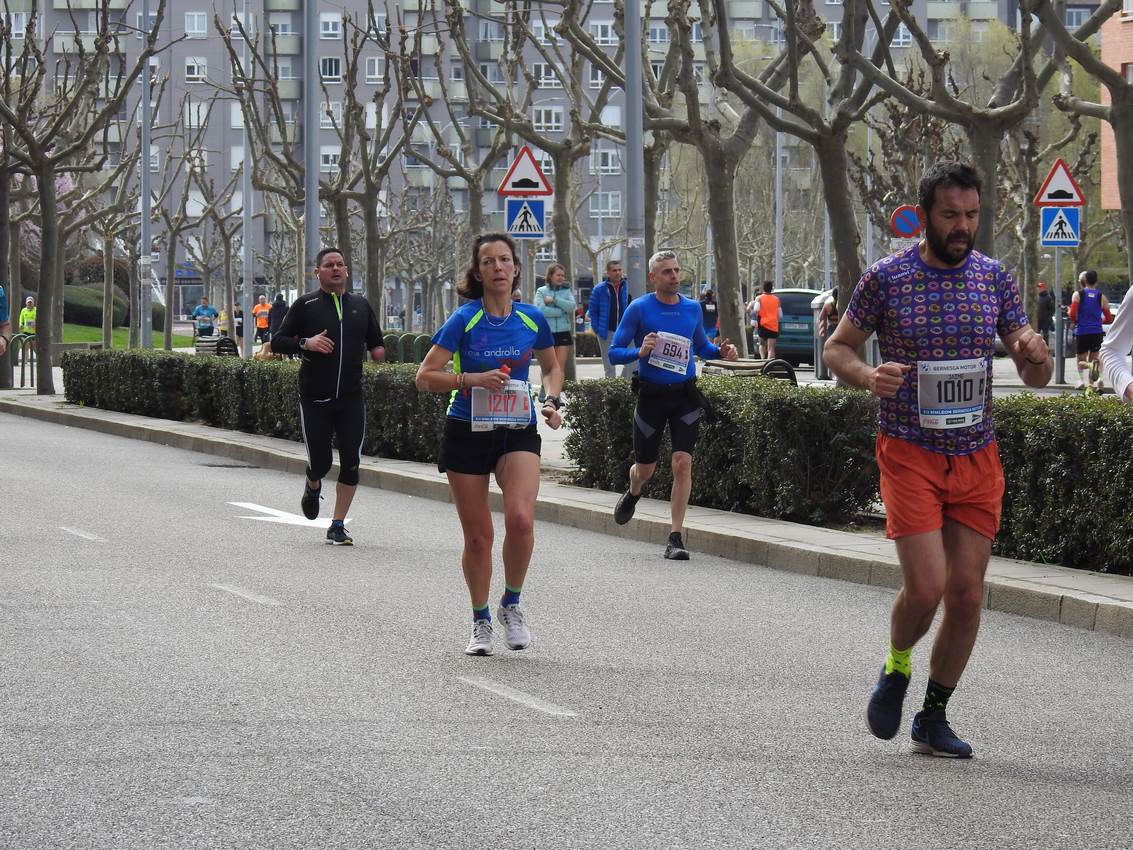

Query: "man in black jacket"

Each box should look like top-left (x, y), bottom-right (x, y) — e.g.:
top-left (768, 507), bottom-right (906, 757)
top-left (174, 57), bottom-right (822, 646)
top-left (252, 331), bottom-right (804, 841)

top-left (272, 248), bottom-right (385, 545)
top-left (268, 293), bottom-right (288, 336)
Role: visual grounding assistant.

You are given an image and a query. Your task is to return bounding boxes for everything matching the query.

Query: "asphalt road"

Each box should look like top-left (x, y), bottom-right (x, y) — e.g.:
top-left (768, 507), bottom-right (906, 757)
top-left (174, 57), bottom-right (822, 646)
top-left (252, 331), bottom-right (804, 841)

top-left (2, 413), bottom-right (1131, 849)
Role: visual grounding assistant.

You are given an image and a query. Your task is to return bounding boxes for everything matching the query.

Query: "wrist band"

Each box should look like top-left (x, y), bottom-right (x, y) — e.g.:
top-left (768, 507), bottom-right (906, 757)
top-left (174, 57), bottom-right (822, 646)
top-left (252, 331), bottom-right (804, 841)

top-left (456, 373), bottom-right (465, 390)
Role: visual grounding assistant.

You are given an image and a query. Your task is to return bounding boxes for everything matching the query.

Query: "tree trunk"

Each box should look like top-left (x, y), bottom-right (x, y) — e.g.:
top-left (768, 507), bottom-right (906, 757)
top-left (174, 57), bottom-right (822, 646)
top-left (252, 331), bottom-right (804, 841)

top-left (163, 239), bottom-right (177, 350)
top-left (223, 238), bottom-right (235, 347)
top-left (53, 238), bottom-right (65, 348)
top-left (295, 224), bottom-right (307, 298)
top-left (551, 155), bottom-right (574, 282)
top-left (644, 143), bottom-right (664, 261)
top-left (702, 150), bottom-right (747, 356)
top-left (0, 168), bottom-right (11, 389)
top-left (128, 245), bottom-right (140, 349)
top-left (362, 201), bottom-right (384, 316)
top-left (333, 197), bottom-right (353, 283)
top-left (966, 123), bottom-right (1002, 256)
top-left (102, 233), bottom-right (115, 349)
top-left (468, 173), bottom-right (485, 236)
top-left (815, 134), bottom-right (864, 316)
top-left (36, 166), bottom-right (58, 394)
top-left (1112, 93), bottom-right (1133, 335)
top-left (8, 220), bottom-right (19, 311)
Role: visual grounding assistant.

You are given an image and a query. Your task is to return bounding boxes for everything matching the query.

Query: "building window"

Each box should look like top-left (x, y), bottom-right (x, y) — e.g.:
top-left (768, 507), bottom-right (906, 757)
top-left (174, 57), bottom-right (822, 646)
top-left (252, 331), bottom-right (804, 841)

top-left (185, 12), bottom-right (206, 38)
top-left (320, 100), bottom-right (342, 129)
top-left (1064, 8), bottom-right (1089, 28)
top-left (187, 148), bottom-right (208, 173)
top-left (231, 145), bottom-right (244, 171)
top-left (450, 61), bottom-right (464, 81)
top-left (479, 20), bottom-right (504, 41)
top-left (150, 145), bottom-right (160, 172)
top-left (691, 23), bottom-right (703, 42)
top-left (230, 101), bottom-right (244, 129)
top-left (136, 11), bottom-right (157, 38)
top-left (647, 25), bottom-right (669, 44)
top-left (183, 101), bottom-right (208, 129)
top-left (533, 20), bottom-right (559, 45)
top-left (320, 57), bottom-right (342, 83)
top-left (650, 60), bottom-right (664, 79)
top-left (591, 148), bottom-right (620, 175)
top-left (320, 12), bottom-right (342, 39)
top-left (185, 57), bottom-right (207, 83)
top-left (927, 19), bottom-right (952, 42)
top-left (590, 191), bottom-right (622, 219)
top-left (366, 56), bottom-right (385, 83)
top-left (1125, 0), bottom-right (1133, 16)
top-left (533, 107), bottom-right (564, 132)
top-left (230, 12), bottom-right (253, 38)
top-left (590, 22), bottom-right (617, 45)
top-left (479, 62), bottom-right (505, 83)
top-left (892, 23), bottom-right (912, 47)
top-left (274, 58), bottom-right (295, 79)
top-left (533, 62), bottom-right (561, 88)
top-left (590, 65), bottom-right (605, 89)
top-left (269, 14), bottom-right (295, 35)
top-left (320, 146), bottom-right (341, 172)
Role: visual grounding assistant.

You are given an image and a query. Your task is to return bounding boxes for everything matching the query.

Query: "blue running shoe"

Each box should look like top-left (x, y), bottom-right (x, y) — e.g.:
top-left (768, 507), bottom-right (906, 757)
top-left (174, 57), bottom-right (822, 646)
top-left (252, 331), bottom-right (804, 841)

top-left (911, 710), bottom-right (973, 759)
top-left (867, 667), bottom-right (909, 740)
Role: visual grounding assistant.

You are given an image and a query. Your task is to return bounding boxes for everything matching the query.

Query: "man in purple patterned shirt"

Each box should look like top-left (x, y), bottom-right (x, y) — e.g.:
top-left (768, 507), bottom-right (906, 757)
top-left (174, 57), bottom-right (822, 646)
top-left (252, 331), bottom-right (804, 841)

top-left (824, 162), bottom-right (1052, 759)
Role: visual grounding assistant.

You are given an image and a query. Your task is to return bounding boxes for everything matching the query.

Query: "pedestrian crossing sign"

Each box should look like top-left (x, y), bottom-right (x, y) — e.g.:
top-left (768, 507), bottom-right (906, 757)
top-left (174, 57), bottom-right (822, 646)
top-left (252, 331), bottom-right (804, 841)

top-left (506, 198), bottom-right (545, 239)
top-left (1040, 206), bottom-right (1080, 247)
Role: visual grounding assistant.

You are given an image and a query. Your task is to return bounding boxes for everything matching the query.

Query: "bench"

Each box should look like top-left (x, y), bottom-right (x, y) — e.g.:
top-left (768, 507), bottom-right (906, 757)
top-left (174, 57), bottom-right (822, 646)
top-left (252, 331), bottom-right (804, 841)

top-left (702, 358), bottom-right (798, 386)
top-left (195, 335), bottom-right (240, 356)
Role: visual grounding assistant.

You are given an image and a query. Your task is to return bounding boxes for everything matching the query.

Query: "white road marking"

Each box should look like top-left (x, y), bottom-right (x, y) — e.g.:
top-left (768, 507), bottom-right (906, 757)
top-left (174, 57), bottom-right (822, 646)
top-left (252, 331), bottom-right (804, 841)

top-left (59, 527), bottom-right (108, 542)
top-left (227, 502), bottom-right (351, 529)
top-left (209, 583), bottom-right (284, 607)
top-left (457, 676), bottom-right (578, 717)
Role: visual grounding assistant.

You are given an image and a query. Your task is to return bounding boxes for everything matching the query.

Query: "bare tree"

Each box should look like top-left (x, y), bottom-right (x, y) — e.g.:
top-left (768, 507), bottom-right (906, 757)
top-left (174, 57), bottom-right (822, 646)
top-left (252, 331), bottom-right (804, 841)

top-left (0, 1), bottom-right (166, 392)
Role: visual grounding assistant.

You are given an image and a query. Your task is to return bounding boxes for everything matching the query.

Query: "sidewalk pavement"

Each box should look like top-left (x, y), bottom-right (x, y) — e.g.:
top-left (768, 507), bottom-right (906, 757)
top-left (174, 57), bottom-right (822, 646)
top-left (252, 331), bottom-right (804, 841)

top-left (4, 386), bottom-right (1132, 640)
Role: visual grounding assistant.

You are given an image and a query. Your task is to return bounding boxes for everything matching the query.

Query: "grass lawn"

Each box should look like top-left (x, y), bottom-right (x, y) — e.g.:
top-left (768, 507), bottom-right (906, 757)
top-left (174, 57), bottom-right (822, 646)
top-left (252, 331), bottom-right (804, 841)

top-left (63, 323), bottom-right (195, 349)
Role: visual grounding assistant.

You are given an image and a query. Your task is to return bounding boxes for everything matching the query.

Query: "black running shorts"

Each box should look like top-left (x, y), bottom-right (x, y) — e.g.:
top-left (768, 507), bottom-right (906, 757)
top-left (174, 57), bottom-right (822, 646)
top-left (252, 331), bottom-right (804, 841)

top-left (1076, 333), bottom-right (1104, 355)
top-left (632, 380), bottom-right (703, 464)
top-left (438, 418), bottom-right (542, 475)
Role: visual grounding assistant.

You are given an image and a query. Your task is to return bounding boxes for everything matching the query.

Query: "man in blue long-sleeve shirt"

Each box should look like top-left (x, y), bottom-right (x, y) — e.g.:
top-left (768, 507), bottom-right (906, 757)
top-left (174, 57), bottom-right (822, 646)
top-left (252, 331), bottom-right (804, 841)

top-left (608, 249), bottom-right (738, 560)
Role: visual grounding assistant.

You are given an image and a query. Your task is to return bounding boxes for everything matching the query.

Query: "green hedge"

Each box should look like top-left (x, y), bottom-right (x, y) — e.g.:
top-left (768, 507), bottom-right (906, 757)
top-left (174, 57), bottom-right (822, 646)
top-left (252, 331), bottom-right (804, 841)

top-left (564, 377), bottom-right (880, 524)
top-left (64, 286), bottom-right (127, 328)
top-left (60, 350), bottom-right (1133, 574)
top-left (62, 350), bottom-right (448, 463)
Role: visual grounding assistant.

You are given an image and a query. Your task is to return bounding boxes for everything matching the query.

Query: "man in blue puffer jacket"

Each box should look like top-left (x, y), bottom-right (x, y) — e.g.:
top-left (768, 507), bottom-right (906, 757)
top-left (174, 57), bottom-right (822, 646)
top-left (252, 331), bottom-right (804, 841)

top-left (588, 259), bottom-right (632, 378)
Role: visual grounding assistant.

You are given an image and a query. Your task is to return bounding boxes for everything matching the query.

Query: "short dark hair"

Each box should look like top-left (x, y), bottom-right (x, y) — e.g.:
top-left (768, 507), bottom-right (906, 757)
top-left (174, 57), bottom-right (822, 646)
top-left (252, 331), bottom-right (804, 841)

top-left (459, 233), bottom-right (521, 300)
top-left (762, 280), bottom-right (773, 293)
top-left (315, 247), bottom-right (345, 267)
top-left (606, 259), bottom-right (622, 272)
top-left (1083, 269), bottom-right (1098, 286)
top-left (918, 162), bottom-right (982, 214)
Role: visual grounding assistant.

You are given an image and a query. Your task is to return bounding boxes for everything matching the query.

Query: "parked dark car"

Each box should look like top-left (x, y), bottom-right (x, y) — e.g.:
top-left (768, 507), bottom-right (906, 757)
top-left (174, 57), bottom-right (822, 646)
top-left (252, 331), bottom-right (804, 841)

top-left (768, 288), bottom-right (822, 366)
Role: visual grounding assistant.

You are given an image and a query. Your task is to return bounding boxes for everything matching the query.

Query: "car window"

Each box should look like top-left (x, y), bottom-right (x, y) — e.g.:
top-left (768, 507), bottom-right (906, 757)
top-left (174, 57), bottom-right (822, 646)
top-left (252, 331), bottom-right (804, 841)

top-left (779, 294), bottom-right (816, 316)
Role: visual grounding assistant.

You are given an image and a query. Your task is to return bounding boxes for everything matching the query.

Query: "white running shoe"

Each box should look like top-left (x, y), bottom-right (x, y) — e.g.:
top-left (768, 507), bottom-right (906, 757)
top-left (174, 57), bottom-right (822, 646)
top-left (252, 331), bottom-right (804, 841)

top-left (496, 604), bottom-right (532, 650)
top-left (465, 619), bottom-right (495, 656)
top-left (1074, 381), bottom-right (1085, 390)
top-left (1094, 379), bottom-right (1105, 391)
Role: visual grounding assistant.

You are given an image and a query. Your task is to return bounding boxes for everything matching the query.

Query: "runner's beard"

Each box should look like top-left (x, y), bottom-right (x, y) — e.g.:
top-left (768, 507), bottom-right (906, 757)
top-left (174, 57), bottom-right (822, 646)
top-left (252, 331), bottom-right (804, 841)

top-left (925, 221), bottom-right (974, 266)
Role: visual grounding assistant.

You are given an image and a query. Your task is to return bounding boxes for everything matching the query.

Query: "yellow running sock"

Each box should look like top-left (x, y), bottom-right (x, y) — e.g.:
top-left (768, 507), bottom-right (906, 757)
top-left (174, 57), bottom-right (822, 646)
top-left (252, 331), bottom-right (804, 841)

top-left (884, 642), bottom-right (912, 678)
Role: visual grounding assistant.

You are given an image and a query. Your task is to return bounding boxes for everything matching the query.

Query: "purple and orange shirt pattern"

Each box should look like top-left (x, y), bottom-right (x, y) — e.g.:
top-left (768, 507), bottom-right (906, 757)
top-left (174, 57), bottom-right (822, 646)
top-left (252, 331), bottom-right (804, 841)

top-left (845, 245), bottom-right (1029, 457)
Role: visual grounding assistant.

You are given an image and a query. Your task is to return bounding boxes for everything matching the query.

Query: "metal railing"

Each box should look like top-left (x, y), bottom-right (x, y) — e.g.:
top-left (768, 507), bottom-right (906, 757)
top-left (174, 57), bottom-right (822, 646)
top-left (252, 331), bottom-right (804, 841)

top-left (10, 334), bottom-right (36, 388)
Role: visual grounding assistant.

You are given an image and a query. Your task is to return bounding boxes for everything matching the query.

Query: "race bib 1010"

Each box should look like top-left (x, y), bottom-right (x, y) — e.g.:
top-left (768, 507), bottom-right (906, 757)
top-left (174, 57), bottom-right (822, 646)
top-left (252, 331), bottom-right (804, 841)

top-left (917, 358), bottom-right (987, 430)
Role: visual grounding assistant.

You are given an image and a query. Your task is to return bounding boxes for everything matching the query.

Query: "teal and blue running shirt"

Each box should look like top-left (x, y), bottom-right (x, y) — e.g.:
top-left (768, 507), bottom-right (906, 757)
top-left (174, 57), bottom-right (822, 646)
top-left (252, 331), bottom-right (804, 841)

top-left (432, 300), bottom-right (554, 422)
top-left (609, 293), bottom-right (720, 384)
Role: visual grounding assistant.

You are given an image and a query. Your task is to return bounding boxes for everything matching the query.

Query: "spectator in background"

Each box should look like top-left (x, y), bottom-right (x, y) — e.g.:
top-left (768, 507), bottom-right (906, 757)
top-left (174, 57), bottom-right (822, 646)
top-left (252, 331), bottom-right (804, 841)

top-left (535, 262), bottom-right (576, 377)
top-left (268, 293), bottom-right (288, 336)
top-left (18, 296), bottom-right (36, 336)
top-left (752, 281), bottom-right (783, 359)
top-left (588, 259), bottom-right (631, 378)
top-left (699, 289), bottom-right (719, 340)
top-left (0, 284), bottom-right (11, 357)
top-left (1036, 281), bottom-right (1055, 346)
top-left (1068, 269), bottom-right (1113, 390)
top-left (253, 295), bottom-right (272, 343)
top-left (232, 302), bottom-right (244, 341)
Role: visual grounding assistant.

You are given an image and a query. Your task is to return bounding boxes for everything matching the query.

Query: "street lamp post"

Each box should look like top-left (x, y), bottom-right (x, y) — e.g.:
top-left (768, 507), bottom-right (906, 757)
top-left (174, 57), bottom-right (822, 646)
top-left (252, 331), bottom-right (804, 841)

top-left (241, 0), bottom-right (254, 357)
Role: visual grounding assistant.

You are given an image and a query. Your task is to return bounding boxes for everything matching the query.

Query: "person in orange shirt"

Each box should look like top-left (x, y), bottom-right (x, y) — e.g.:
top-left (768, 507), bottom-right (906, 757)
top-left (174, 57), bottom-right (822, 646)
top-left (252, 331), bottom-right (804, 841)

top-left (252, 294), bottom-right (272, 343)
top-left (752, 280), bottom-right (783, 359)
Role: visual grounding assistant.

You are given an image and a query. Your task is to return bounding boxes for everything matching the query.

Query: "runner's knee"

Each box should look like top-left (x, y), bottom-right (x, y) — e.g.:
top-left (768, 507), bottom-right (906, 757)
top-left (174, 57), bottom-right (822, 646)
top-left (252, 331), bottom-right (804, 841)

top-left (504, 507), bottom-right (535, 539)
top-left (463, 529), bottom-right (494, 557)
top-left (671, 452), bottom-right (693, 478)
top-left (943, 583), bottom-right (984, 618)
top-left (338, 465), bottom-right (359, 487)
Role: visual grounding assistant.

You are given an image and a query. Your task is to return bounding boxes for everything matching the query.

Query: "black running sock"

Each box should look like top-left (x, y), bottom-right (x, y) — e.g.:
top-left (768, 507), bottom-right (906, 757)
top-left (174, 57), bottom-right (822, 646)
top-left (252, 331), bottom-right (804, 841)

top-left (923, 679), bottom-right (954, 714)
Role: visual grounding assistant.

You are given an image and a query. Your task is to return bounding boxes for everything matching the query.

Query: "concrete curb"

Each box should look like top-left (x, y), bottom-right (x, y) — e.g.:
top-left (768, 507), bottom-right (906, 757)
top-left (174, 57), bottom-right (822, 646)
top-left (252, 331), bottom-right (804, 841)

top-left (4, 392), bottom-right (1132, 640)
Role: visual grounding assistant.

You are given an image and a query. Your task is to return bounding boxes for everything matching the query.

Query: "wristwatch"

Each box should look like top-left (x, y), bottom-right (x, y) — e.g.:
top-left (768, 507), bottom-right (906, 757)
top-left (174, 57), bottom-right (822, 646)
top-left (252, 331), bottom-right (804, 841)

top-left (299, 337), bottom-right (308, 350)
top-left (543, 395), bottom-right (562, 410)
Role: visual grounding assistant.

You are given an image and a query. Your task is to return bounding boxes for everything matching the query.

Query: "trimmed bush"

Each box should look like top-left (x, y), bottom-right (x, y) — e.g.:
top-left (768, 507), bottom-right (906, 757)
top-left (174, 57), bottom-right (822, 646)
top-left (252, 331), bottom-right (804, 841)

top-left (564, 377), bottom-right (879, 524)
top-left (64, 286), bottom-right (128, 328)
top-left (63, 349), bottom-right (187, 419)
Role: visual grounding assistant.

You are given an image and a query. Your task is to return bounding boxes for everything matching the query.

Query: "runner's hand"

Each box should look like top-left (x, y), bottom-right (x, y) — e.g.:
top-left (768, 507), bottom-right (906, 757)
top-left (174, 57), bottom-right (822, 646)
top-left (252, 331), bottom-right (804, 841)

top-left (717, 338), bottom-right (738, 361)
top-left (639, 332), bottom-right (659, 358)
top-left (868, 362), bottom-right (911, 398)
top-left (475, 369), bottom-right (511, 389)
top-left (1011, 328), bottom-right (1048, 365)
top-left (541, 403), bottom-right (562, 429)
top-left (306, 329), bottom-right (334, 354)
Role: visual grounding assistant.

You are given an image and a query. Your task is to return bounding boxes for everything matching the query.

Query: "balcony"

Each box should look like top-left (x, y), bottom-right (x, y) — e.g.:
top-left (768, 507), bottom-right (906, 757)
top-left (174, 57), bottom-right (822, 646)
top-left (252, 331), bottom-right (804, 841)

top-left (926, 1), bottom-right (961, 17)
top-left (270, 123), bottom-right (296, 144)
top-left (266, 33), bottom-right (300, 55)
top-left (52, 32), bottom-right (124, 53)
top-left (264, 0), bottom-right (301, 10)
top-left (965, 1), bottom-right (999, 20)
top-left (727, 0), bottom-right (763, 18)
top-left (474, 128), bottom-right (495, 148)
top-left (415, 34), bottom-right (439, 55)
top-left (276, 78), bottom-right (301, 99)
top-left (53, 0), bottom-right (127, 8)
top-left (476, 0), bottom-right (508, 14)
top-left (475, 41), bottom-right (504, 61)
top-left (405, 168), bottom-right (435, 187)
